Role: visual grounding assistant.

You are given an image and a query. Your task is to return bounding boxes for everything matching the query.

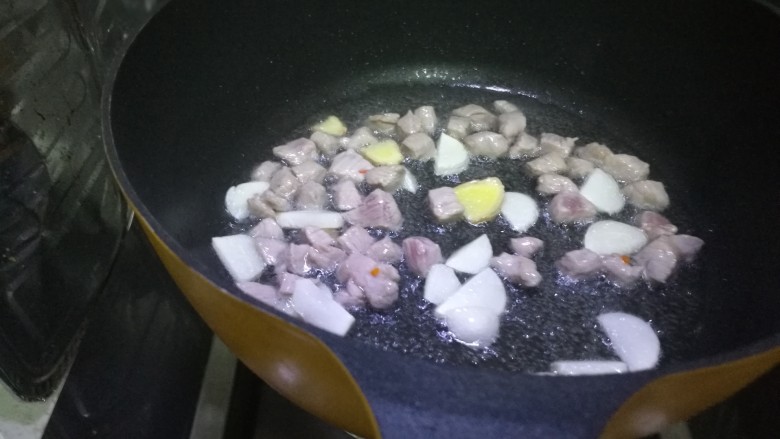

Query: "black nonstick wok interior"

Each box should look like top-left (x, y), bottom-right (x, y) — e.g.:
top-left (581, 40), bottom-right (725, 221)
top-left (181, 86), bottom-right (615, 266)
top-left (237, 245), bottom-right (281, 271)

top-left (108, 0), bottom-right (780, 388)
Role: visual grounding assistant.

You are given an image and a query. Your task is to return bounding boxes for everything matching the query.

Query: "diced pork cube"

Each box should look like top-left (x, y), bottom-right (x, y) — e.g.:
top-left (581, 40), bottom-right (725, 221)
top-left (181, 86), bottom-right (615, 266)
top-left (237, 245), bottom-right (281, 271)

top-left (260, 190), bottom-right (293, 212)
top-left (269, 167), bottom-right (301, 199)
top-left (247, 195), bottom-right (275, 219)
top-left (602, 154), bottom-right (650, 183)
top-left (526, 152), bottom-right (568, 176)
top-left (366, 236), bottom-right (403, 264)
top-left (634, 211), bottom-right (678, 240)
top-left (295, 181), bottom-right (328, 210)
top-left (463, 131), bottom-right (509, 158)
top-left (292, 161), bottom-right (327, 184)
top-left (574, 142), bottom-right (613, 167)
top-left (310, 131), bottom-right (341, 155)
top-left (249, 218), bottom-right (285, 240)
top-left (510, 237), bottom-right (544, 258)
top-left (493, 100), bottom-right (520, 114)
top-left (622, 180), bottom-right (670, 211)
top-left (497, 111), bottom-right (527, 139)
top-left (272, 138), bottom-right (319, 165)
top-left (286, 244), bottom-right (313, 275)
top-left (468, 113), bottom-right (498, 133)
top-left (338, 226), bottom-right (375, 255)
top-left (336, 253), bottom-right (399, 309)
top-left (508, 132), bottom-right (542, 159)
top-left (634, 236), bottom-right (678, 283)
top-left (548, 190), bottom-right (597, 223)
top-left (428, 187), bottom-right (464, 222)
top-left (396, 110), bottom-right (423, 139)
top-left (402, 236), bottom-right (443, 277)
top-left (366, 113), bottom-right (400, 136)
top-left (669, 235), bottom-right (704, 262)
top-left (342, 189), bottom-right (403, 230)
top-left (329, 149), bottom-right (374, 183)
top-left (307, 245), bottom-right (347, 271)
top-left (251, 161), bottom-right (281, 182)
top-left (565, 157), bottom-right (595, 180)
top-left (278, 272), bottom-right (303, 296)
top-left (365, 165), bottom-right (405, 191)
top-left (601, 255), bottom-right (644, 287)
top-left (540, 133), bottom-right (577, 157)
top-left (344, 127), bottom-right (378, 150)
top-left (255, 238), bottom-right (288, 266)
top-left (556, 248), bottom-right (603, 278)
top-left (536, 173), bottom-right (578, 195)
top-left (446, 116), bottom-right (471, 139)
top-left (414, 105), bottom-right (437, 135)
top-left (303, 226), bottom-right (336, 249)
top-left (490, 252), bottom-right (542, 287)
top-left (452, 104), bottom-right (491, 117)
top-left (401, 133), bottom-right (436, 161)
top-left (331, 179), bottom-right (363, 211)
top-left (334, 281), bottom-right (367, 308)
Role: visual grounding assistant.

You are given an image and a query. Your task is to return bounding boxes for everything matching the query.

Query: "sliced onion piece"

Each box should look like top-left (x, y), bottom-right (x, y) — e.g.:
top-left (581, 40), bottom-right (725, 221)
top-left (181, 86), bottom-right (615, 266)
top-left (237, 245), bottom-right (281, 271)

top-left (402, 167), bottom-right (419, 193)
top-left (225, 181), bottom-right (270, 220)
top-left (212, 234), bottom-right (266, 281)
top-left (579, 168), bottom-right (625, 214)
top-left (276, 210), bottom-right (345, 229)
top-left (291, 278), bottom-right (355, 336)
top-left (597, 312), bottom-right (660, 371)
top-left (550, 360), bottom-right (628, 375)
top-left (501, 192), bottom-right (539, 232)
top-left (434, 133), bottom-right (469, 176)
top-left (445, 307), bottom-right (500, 348)
top-left (435, 268), bottom-right (506, 318)
top-left (445, 234), bottom-right (493, 274)
top-left (423, 264), bottom-right (462, 305)
top-left (584, 220), bottom-right (648, 255)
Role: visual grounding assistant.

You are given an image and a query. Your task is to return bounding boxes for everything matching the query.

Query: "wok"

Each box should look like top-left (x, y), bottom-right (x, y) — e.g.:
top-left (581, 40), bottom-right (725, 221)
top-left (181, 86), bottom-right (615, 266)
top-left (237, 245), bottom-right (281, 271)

top-left (103, 0), bottom-right (780, 437)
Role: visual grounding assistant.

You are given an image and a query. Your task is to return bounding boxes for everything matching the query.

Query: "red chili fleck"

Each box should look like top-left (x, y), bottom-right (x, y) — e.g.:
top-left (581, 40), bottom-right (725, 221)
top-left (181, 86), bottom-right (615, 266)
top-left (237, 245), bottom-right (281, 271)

top-left (620, 255), bottom-right (631, 265)
top-left (370, 267), bottom-right (380, 277)
top-left (359, 169), bottom-right (369, 174)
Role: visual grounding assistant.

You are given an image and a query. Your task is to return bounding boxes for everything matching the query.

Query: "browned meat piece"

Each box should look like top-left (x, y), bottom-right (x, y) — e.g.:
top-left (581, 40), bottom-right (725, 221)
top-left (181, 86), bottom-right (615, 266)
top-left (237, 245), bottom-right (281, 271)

top-left (414, 106), bottom-right (437, 135)
top-left (452, 104), bottom-right (491, 117)
top-left (260, 190), bottom-right (292, 212)
top-left (345, 127), bottom-right (378, 150)
top-left (490, 252), bottom-right (542, 287)
top-left (277, 272), bottom-right (302, 296)
top-left (574, 142), bottom-right (613, 167)
top-left (526, 152), bottom-right (568, 176)
top-left (446, 115), bottom-right (471, 139)
top-left (336, 253), bottom-right (399, 309)
top-left (428, 186), bottom-right (464, 222)
top-left (401, 133), bottom-right (436, 161)
top-left (273, 138), bottom-right (319, 165)
top-left (247, 194), bottom-right (275, 219)
top-left (303, 226), bottom-right (336, 249)
top-left (286, 243), bottom-right (313, 275)
top-left (493, 100), bottom-right (520, 114)
top-left (365, 165), bottom-right (405, 191)
top-left (463, 131), bottom-right (509, 158)
top-left (622, 180), bottom-right (670, 211)
top-left (396, 110), bottom-right (423, 139)
top-left (634, 211), bottom-right (678, 239)
top-left (540, 133), bottom-right (577, 157)
top-left (366, 113), bottom-right (400, 136)
top-left (602, 154), bottom-right (650, 183)
top-left (310, 131), bottom-right (341, 155)
top-left (338, 226), bottom-right (375, 254)
top-left (548, 191), bottom-right (597, 223)
top-left (330, 179), bottom-right (363, 211)
top-left (269, 167), bottom-right (301, 199)
top-left (334, 280), bottom-right (367, 308)
top-left (536, 173), bottom-right (577, 195)
top-left (508, 132), bottom-right (542, 159)
top-left (328, 149), bottom-right (374, 182)
top-left (601, 255), bottom-right (644, 287)
top-left (307, 245), bottom-right (347, 271)
top-left (634, 236), bottom-right (678, 283)
top-left (366, 236), bottom-right (403, 264)
top-left (510, 237), bottom-right (544, 258)
top-left (402, 236), bottom-right (443, 277)
top-left (669, 235), bottom-right (704, 262)
top-left (251, 161), bottom-right (281, 182)
top-left (249, 218), bottom-right (284, 240)
top-left (565, 157), bottom-right (595, 180)
top-left (497, 111), bottom-right (526, 139)
top-left (556, 248), bottom-right (602, 278)
top-left (292, 161), bottom-right (327, 184)
top-left (342, 189), bottom-right (403, 230)
top-left (255, 238), bottom-right (288, 266)
top-left (468, 113), bottom-right (497, 133)
top-left (295, 181), bottom-right (328, 210)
